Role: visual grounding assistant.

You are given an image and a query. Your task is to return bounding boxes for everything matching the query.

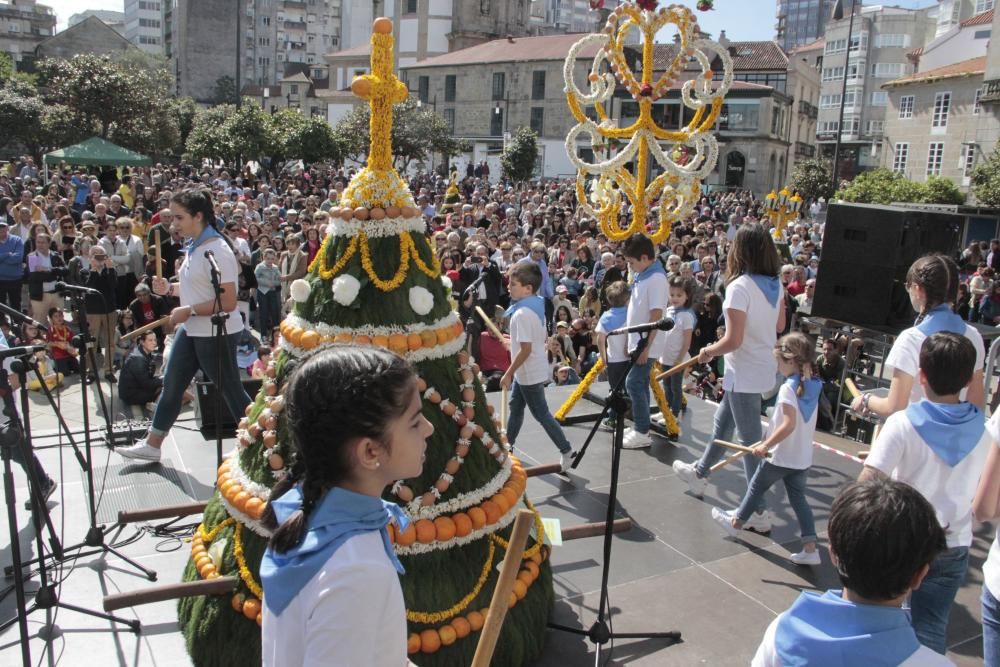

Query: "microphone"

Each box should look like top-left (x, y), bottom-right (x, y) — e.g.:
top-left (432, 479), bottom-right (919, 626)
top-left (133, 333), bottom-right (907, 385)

top-left (608, 317), bottom-right (675, 336)
top-left (0, 344), bottom-right (47, 360)
top-left (205, 249), bottom-right (221, 274)
top-left (49, 282), bottom-right (101, 295)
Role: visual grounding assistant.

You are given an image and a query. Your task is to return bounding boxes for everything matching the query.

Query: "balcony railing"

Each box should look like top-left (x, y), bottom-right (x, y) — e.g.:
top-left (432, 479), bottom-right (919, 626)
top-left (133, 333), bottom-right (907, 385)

top-left (981, 78), bottom-right (1000, 104)
top-left (797, 100), bottom-right (818, 118)
top-left (795, 141), bottom-right (816, 158)
top-left (284, 19), bottom-right (306, 30)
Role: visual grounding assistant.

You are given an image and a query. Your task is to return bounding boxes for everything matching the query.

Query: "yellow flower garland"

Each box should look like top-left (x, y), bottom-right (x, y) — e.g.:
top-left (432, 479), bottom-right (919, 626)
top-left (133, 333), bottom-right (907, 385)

top-left (405, 537), bottom-right (496, 624)
top-left (359, 230), bottom-right (410, 291)
top-left (409, 235), bottom-right (441, 279)
top-left (198, 517), bottom-right (235, 543)
top-left (490, 498), bottom-right (546, 561)
top-left (555, 358), bottom-right (604, 422)
top-left (310, 235), bottom-right (358, 280)
top-left (309, 231), bottom-right (439, 290)
top-left (650, 362), bottom-right (680, 437)
top-left (233, 522), bottom-right (264, 600)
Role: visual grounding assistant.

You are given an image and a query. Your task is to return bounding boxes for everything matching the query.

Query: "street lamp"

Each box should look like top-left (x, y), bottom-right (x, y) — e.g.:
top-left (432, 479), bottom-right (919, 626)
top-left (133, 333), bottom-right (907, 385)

top-left (262, 86), bottom-right (269, 111)
top-left (831, 0), bottom-right (859, 192)
top-left (416, 95), bottom-right (437, 111)
top-left (765, 186), bottom-right (803, 241)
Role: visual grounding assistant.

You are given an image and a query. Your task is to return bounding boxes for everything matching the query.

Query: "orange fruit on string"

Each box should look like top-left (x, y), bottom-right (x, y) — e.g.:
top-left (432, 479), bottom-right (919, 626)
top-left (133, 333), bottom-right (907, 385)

top-left (242, 597), bottom-right (262, 621)
top-left (373, 17), bottom-right (393, 34)
top-left (407, 633), bottom-right (421, 654)
top-left (467, 610), bottom-right (485, 632)
top-left (420, 330), bottom-right (437, 348)
top-left (419, 628), bottom-right (441, 654)
top-left (524, 560), bottom-right (540, 579)
top-left (232, 491), bottom-right (250, 513)
top-left (334, 332), bottom-right (353, 344)
top-left (512, 579), bottom-right (528, 600)
top-left (414, 519), bottom-right (436, 544)
top-left (438, 624), bottom-right (457, 646)
top-left (500, 486), bottom-right (520, 509)
top-left (467, 506), bottom-right (487, 529)
top-left (354, 334), bottom-right (371, 346)
top-left (407, 333), bottom-right (423, 351)
top-left (286, 326), bottom-right (303, 346)
top-left (507, 591), bottom-right (517, 608)
top-left (451, 616), bottom-right (472, 639)
top-left (395, 522), bottom-right (417, 547)
top-left (244, 497), bottom-right (264, 520)
top-left (452, 512), bottom-right (473, 537)
top-left (372, 335), bottom-right (389, 348)
top-left (433, 516), bottom-right (456, 542)
top-left (231, 594), bottom-right (243, 613)
top-left (388, 333), bottom-right (408, 354)
top-left (490, 493), bottom-right (510, 515)
top-left (299, 330), bottom-right (320, 349)
top-left (517, 570), bottom-right (533, 587)
top-left (481, 500), bottom-right (502, 525)
top-left (435, 327), bottom-right (450, 344)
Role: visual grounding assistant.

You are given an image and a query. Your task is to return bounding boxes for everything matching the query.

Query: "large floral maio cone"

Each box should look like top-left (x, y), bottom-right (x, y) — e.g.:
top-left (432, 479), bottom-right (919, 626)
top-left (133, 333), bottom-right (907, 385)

top-left (178, 18), bottom-right (552, 667)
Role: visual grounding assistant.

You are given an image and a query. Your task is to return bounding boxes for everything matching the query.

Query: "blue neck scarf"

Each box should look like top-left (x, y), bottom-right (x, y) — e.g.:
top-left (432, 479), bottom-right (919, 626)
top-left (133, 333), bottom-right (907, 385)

top-left (632, 260), bottom-right (667, 285)
top-left (260, 485), bottom-right (409, 615)
top-left (598, 305), bottom-right (627, 333)
top-left (905, 400), bottom-right (984, 467)
top-left (916, 303), bottom-right (966, 336)
top-left (184, 223), bottom-right (223, 253)
top-left (775, 590), bottom-right (921, 667)
top-left (748, 273), bottom-right (781, 307)
top-left (505, 294), bottom-right (546, 326)
top-left (785, 374), bottom-right (823, 422)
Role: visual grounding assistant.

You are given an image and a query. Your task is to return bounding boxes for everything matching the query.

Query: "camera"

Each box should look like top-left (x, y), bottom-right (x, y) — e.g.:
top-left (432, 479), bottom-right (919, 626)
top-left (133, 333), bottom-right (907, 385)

top-left (50, 266), bottom-right (69, 279)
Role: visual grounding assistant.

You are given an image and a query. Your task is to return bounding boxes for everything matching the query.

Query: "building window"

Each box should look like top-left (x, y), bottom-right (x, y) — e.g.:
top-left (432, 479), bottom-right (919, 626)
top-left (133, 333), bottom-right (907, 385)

top-left (875, 33), bottom-right (910, 48)
top-left (825, 38), bottom-right (847, 54)
top-left (444, 74), bottom-right (456, 102)
top-left (417, 75), bottom-right (429, 103)
top-left (490, 108), bottom-right (503, 136)
top-left (820, 94), bottom-right (841, 109)
top-left (975, 29), bottom-right (992, 39)
top-left (718, 103), bottom-right (759, 131)
top-left (406, 0), bottom-right (418, 13)
top-left (892, 142), bottom-right (909, 173)
top-left (976, 0), bottom-right (994, 12)
top-left (531, 70), bottom-right (545, 100)
top-left (932, 91), bottom-right (951, 128)
top-left (899, 95), bottom-right (914, 118)
top-left (867, 120), bottom-right (885, 135)
top-left (975, 87), bottom-right (983, 114)
top-left (443, 108), bottom-right (455, 134)
top-left (849, 32), bottom-right (867, 53)
top-left (872, 63), bottom-right (905, 78)
top-left (492, 72), bottom-right (505, 100)
top-left (818, 120), bottom-right (840, 134)
top-left (871, 92), bottom-right (889, 106)
top-left (963, 143), bottom-right (978, 178)
top-left (821, 66), bottom-right (844, 82)
top-left (530, 107), bottom-right (544, 133)
top-left (926, 142), bottom-right (944, 176)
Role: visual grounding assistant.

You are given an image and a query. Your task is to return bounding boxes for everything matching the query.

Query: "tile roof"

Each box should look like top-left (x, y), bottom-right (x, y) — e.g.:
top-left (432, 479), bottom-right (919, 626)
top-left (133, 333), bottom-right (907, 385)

top-left (960, 8), bottom-right (993, 26)
top-left (651, 40), bottom-right (788, 72)
top-left (281, 72), bottom-right (312, 83)
top-left (402, 33), bottom-right (601, 68)
top-left (789, 37), bottom-right (825, 53)
top-left (882, 55), bottom-right (986, 87)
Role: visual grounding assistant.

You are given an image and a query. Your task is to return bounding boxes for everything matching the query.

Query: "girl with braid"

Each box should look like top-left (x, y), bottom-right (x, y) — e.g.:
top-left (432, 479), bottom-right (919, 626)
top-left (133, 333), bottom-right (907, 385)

top-left (851, 254), bottom-right (985, 418)
top-left (712, 332), bottom-right (823, 566)
top-left (259, 345), bottom-right (433, 667)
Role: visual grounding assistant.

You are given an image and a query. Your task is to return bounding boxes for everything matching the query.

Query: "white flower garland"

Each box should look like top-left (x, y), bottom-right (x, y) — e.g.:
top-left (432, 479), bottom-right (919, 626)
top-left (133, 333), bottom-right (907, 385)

top-left (405, 456), bottom-right (513, 519)
top-left (395, 496), bottom-right (521, 555)
top-left (280, 328), bottom-right (466, 364)
top-left (226, 449), bottom-right (271, 500)
top-left (284, 312), bottom-right (458, 338)
top-left (327, 215), bottom-right (426, 239)
top-left (408, 286), bottom-right (434, 315)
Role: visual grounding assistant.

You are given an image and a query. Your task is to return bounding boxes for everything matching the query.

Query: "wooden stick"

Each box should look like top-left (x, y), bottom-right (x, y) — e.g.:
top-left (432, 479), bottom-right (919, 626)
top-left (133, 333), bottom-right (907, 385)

top-left (654, 356), bottom-right (700, 382)
top-left (710, 451), bottom-right (747, 473)
top-left (500, 386), bottom-right (508, 433)
top-left (117, 501), bottom-right (207, 525)
top-left (524, 463), bottom-right (561, 477)
top-left (713, 439), bottom-right (771, 458)
top-left (844, 378), bottom-right (861, 399)
top-left (103, 576), bottom-right (238, 612)
top-left (154, 229), bottom-right (163, 280)
top-left (120, 315), bottom-right (170, 342)
top-left (472, 510), bottom-right (535, 667)
top-left (475, 305), bottom-right (504, 340)
top-left (562, 518), bottom-right (631, 541)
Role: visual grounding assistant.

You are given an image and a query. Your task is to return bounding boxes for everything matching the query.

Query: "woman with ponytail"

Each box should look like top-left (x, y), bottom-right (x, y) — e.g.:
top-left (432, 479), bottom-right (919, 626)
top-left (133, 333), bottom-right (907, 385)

top-left (851, 254), bottom-right (985, 418)
top-left (711, 332), bottom-right (823, 566)
top-left (260, 345), bottom-right (433, 667)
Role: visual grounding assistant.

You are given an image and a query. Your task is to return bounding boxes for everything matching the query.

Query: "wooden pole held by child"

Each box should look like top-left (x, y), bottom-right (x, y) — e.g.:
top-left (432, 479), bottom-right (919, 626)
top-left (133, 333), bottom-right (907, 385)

top-left (714, 439), bottom-right (771, 457)
top-left (654, 356), bottom-right (700, 382)
top-left (471, 509), bottom-right (535, 667)
top-left (154, 229), bottom-right (163, 280)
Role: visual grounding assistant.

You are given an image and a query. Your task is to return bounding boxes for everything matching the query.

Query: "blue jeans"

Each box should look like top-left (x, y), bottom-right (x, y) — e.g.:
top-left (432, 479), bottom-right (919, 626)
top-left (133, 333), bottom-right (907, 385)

top-left (694, 390), bottom-right (765, 512)
top-left (735, 462), bottom-right (815, 542)
top-left (910, 546), bottom-right (969, 654)
top-left (150, 326), bottom-right (252, 437)
top-left (983, 584), bottom-right (1000, 667)
top-left (506, 380), bottom-right (571, 454)
top-left (663, 372), bottom-right (683, 416)
top-left (256, 289), bottom-right (280, 338)
top-left (606, 361), bottom-right (629, 418)
top-left (625, 358), bottom-right (654, 434)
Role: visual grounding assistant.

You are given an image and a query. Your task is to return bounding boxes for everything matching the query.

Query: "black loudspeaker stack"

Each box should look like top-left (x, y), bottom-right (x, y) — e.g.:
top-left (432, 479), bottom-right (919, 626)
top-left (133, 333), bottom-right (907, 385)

top-left (195, 378), bottom-right (262, 438)
top-left (812, 203), bottom-right (962, 330)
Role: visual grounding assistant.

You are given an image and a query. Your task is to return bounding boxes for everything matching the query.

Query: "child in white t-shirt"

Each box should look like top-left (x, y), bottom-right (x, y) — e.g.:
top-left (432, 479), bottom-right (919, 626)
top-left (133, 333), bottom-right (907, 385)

top-left (860, 332), bottom-right (990, 655)
top-left (712, 332), bottom-right (821, 565)
top-left (658, 276), bottom-right (696, 429)
top-left (596, 281), bottom-right (630, 431)
top-left (501, 261), bottom-right (574, 471)
top-left (973, 411), bottom-right (1000, 667)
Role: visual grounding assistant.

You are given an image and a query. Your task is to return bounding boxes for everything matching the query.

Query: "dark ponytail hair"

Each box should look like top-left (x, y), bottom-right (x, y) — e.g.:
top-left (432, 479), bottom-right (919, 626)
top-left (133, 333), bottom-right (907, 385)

top-left (263, 345), bottom-right (416, 553)
top-left (907, 254), bottom-right (959, 323)
top-left (171, 187), bottom-right (215, 231)
top-left (725, 223), bottom-right (780, 284)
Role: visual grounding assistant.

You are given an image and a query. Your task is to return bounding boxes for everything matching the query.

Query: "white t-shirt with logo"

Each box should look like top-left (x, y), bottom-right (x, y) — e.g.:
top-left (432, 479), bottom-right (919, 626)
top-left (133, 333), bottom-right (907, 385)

top-left (627, 270), bottom-right (669, 360)
top-left (865, 407), bottom-right (991, 548)
top-left (766, 383), bottom-right (816, 470)
top-left (509, 307), bottom-right (550, 386)
top-left (884, 323), bottom-right (985, 404)
top-left (722, 274), bottom-right (780, 394)
top-left (658, 306), bottom-right (695, 367)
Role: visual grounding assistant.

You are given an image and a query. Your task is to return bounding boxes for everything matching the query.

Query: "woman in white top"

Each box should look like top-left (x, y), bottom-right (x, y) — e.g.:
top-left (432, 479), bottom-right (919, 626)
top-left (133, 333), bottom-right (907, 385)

top-left (673, 223), bottom-right (785, 532)
top-left (261, 346), bottom-right (432, 667)
top-left (118, 188), bottom-right (252, 463)
top-left (851, 254), bottom-right (985, 418)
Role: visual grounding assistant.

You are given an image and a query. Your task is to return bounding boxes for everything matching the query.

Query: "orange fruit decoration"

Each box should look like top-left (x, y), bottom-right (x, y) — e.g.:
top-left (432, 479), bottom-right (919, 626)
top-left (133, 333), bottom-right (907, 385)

top-left (242, 598), bottom-right (262, 621)
top-left (490, 493), bottom-right (510, 515)
top-left (232, 491), bottom-right (250, 513)
top-left (388, 333), bottom-right (408, 354)
top-left (407, 633), bottom-right (421, 654)
top-left (231, 594), bottom-right (243, 613)
top-left (481, 500), bottom-right (502, 525)
top-left (396, 522), bottom-right (417, 547)
top-left (244, 497), bottom-right (264, 521)
top-left (438, 624), bottom-right (458, 646)
top-left (420, 330), bottom-right (437, 348)
top-left (452, 512), bottom-right (473, 537)
top-left (419, 628), bottom-right (441, 654)
top-left (467, 506), bottom-right (487, 529)
top-left (435, 327), bottom-right (450, 344)
top-left (372, 334), bottom-right (389, 348)
top-left (451, 616), bottom-right (472, 639)
top-left (433, 516), bottom-right (456, 542)
top-left (407, 332), bottom-right (423, 351)
top-left (333, 332), bottom-right (353, 344)
top-left (512, 579), bottom-right (528, 600)
top-left (467, 609), bottom-right (485, 632)
top-left (372, 16), bottom-right (393, 34)
top-left (299, 330), bottom-right (320, 349)
top-left (414, 519), bottom-right (436, 544)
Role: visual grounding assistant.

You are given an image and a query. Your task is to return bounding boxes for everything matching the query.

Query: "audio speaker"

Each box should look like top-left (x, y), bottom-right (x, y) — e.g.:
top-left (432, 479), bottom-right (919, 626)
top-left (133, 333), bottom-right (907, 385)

top-left (813, 203), bottom-right (962, 329)
top-left (195, 378), bottom-right (262, 438)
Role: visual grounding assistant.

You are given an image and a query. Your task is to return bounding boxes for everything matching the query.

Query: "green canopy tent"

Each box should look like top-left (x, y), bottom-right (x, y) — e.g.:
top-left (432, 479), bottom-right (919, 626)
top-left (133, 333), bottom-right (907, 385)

top-left (42, 136), bottom-right (152, 177)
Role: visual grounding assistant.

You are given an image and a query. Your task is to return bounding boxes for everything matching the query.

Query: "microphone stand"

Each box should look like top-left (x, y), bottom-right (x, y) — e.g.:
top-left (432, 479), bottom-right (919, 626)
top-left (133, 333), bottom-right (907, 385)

top-left (207, 253), bottom-right (227, 469)
top-left (548, 332), bottom-right (682, 661)
top-left (462, 272), bottom-right (486, 357)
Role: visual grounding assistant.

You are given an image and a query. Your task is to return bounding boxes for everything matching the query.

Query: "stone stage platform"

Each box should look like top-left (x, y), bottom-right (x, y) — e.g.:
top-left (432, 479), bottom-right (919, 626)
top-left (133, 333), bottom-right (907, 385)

top-left (0, 381), bottom-right (988, 665)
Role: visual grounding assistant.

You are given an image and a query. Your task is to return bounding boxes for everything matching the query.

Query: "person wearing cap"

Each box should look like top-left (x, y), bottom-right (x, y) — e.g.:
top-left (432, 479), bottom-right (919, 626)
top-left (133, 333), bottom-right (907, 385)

top-left (79, 245), bottom-right (118, 381)
top-left (0, 219), bottom-right (23, 311)
top-left (129, 282), bottom-right (169, 350)
top-left (285, 209), bottom-right (301, 233)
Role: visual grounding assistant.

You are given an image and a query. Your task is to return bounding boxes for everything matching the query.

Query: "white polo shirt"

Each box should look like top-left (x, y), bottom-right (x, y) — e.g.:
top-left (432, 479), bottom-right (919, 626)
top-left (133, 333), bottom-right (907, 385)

top-left (885, 323), bottom-right (985, 404)
top-left (178, 234), bottom-right (242, 337)
top-left (627, 270), bottom-right (669, 359)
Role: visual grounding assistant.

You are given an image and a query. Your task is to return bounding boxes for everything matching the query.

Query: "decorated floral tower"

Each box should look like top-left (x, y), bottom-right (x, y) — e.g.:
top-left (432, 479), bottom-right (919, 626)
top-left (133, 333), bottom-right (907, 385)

top-left (441, 170), bottom-right (462, 212)
top-left (178, 17), bottom-right (553, 667)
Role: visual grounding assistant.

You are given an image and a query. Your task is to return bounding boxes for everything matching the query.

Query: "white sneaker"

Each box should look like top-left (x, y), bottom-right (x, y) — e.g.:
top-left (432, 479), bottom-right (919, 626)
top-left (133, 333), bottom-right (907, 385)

top-left (118, 439), bottom-right (162, 462)
top-left (621, 427), bottom-right (651, 449)
top-left (742, 510), bottom-right (772, 534)
top-left (711, 507), bottom-right (740, 538)
top-left (789, 550), bottom-right (821, 566)
top-left (652, 413), bottom-right (666, 425)
top-left (559, 451), bottom-right (576, 474)
top-left (672, 460), bottom-right (708, 497)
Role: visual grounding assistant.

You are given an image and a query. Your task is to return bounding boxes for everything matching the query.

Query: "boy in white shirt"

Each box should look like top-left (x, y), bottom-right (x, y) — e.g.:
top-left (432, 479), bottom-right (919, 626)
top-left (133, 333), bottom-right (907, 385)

top-left (860, 332), bottom-right (990, 654)
top-left (621, 235), bottom-right (668, 449)
top-left (753, 479), bottom-right (953, 667)
top-left (596, 281), bottom-right (630, 430)
top-left (657, 276), bottom-right (696, 434)
top-left (501, 262), bottom-right (575, 472)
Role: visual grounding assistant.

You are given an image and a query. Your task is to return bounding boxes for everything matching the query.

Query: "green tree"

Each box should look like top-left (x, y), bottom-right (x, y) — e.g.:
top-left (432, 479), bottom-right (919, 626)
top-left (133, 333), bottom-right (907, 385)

top-left (836, 168), bottom-right (967, 206)
top-left (500, 126), bottom-right (539, 182)
top-left (921, 175), bottom-right (966, 205)
top-left (972, 147), bottom-right (1000, 207)
top-left (0, 52), bottom-right (38, 87)
top-left (170, 97), bottom-right (199, 148)
top-left (211, 76), bottom-right (239, 105)
top-left (283, 115), bottom-right (343, 164)
top-left (789, 157), bottom-right (834, 201)
top-left (0, 85), bottom-right (43, 152)
top-left (185, 104), bottom-right (237, 163)
top-left (225, 100), bottom-right (277, 163)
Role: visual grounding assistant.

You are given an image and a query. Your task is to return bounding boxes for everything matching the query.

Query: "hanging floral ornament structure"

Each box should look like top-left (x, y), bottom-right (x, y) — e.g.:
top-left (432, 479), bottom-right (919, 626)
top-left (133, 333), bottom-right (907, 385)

top-left (563, 1), bottom-right (733, 243)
